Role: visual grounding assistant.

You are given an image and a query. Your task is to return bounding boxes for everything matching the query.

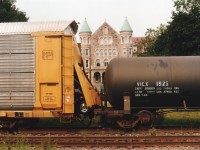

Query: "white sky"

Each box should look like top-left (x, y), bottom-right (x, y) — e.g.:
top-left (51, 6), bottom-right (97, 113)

top-left (15, 0), bottom-right (175, 37)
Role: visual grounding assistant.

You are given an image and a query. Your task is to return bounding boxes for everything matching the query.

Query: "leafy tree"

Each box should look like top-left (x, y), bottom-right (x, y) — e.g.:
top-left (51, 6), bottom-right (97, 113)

top-left (0, 0), bottom-right (28, 22)
top-left (173, 0), bottom-right (200, 13)
top-left (136, 24), bottom-right (167, 56)
top-left (141, 0), bottom-right (200, 56)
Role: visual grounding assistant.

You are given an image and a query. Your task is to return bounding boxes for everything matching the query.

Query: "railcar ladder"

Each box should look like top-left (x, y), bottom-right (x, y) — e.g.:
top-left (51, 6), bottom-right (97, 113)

top-left (61, 36), bottom-right (74, 114)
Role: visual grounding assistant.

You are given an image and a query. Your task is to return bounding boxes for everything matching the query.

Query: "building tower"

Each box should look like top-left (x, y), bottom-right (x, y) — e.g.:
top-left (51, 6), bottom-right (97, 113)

top-left (79, 18), bottom-right (92, 79)
top-left (120, 17), bottom-right (133, 57)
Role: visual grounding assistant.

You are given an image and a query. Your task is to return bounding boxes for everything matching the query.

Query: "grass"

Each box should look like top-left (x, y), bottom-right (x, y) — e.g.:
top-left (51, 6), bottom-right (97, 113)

top-left (36, 110), bottom-right (200, 128)
top-left (155, 110), bottom-right (200, 127)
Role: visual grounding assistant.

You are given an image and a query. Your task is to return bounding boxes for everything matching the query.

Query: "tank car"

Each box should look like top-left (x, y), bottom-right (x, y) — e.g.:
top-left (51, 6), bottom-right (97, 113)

top-left (103, 56), bottom-right (200, 128)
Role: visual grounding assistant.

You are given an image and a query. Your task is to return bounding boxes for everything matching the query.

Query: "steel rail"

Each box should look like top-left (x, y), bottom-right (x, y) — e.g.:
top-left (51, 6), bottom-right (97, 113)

top-left (0, 135), bottom-right (200, 148)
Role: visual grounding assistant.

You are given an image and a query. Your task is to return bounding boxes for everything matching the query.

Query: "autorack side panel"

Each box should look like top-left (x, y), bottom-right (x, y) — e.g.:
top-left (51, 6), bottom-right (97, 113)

top-left (0, 34), bottom-right (35, 110)
top-left (35, 35), bottom-right (62, 110)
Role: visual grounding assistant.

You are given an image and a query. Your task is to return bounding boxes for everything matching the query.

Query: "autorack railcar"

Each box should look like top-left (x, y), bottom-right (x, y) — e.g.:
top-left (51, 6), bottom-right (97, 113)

top-left (0, 21), bottom-right (101, 129)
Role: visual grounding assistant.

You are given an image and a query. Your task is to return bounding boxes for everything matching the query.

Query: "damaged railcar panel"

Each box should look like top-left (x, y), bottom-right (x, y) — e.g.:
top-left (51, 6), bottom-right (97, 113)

top-left (0, 34), bottom-right (35, 110)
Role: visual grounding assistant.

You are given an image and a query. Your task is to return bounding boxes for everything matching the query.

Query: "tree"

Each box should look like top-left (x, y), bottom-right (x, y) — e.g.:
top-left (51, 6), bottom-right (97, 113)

top-left (142, 0), bottom-right (200, 56)
top-left (0, 0), bottom-right (28, 22)
top-left (136, 24), bottom-right (167, 56)
top-left (173, 0), bottom-right (200, 13)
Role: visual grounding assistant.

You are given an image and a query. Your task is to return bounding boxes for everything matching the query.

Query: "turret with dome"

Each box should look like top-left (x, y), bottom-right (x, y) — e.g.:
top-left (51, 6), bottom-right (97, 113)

top-left (79, 17), bottom-right (135, 92)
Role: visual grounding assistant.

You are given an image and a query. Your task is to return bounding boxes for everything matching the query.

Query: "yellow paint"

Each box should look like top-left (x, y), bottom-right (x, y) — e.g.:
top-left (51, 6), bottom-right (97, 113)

top-left (62, 36), bottom-right (74, 113)
top-left (35, 35), bottom-right (62, 109)
top-left (0, 33), bottom-right (101, 119)
top-left (73, 43), bottom-right (101, 107)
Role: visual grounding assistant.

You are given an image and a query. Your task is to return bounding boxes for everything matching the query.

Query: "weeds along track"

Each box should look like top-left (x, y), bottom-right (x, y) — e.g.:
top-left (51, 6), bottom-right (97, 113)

top-left (0, 128), bottom-right (200, 148)
top-left (1, 127), bottom-right (200, 136)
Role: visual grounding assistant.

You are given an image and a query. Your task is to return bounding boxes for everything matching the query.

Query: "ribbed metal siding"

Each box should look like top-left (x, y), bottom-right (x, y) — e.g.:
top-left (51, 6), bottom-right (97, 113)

top-left (0, 34), bottom-right (35, 110)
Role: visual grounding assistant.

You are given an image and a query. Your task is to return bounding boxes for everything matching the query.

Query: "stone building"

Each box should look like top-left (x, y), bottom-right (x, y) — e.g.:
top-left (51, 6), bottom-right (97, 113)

top-left (79, 17), bottom-right (138, 92)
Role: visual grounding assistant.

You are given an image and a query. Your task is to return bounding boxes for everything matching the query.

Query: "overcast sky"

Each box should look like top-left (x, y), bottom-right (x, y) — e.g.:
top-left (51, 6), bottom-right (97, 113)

top-left (16, 0), bottom-right (175, 37)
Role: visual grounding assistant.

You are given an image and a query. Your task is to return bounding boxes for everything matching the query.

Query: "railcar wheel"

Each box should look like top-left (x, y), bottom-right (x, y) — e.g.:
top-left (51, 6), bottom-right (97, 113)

top-left (137, 110), bottom-right (154, 128)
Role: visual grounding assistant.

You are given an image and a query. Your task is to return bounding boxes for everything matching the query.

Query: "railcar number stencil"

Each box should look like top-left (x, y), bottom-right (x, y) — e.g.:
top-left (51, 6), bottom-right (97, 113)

top-left (134, 81), bottom-right (180, 97)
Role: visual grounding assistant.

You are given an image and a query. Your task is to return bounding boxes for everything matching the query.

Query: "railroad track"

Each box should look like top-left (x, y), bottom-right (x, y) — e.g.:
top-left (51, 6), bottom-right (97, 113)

top-left (0, 135), bottom-right (200, 148)
top-left (1, 127), bottom-right (200, 136)
top-left (1, 127), bottom-right (200, 148)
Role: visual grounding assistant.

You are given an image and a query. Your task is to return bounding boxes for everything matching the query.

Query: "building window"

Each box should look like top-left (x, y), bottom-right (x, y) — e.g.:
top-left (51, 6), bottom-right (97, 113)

top-left (99, 37), bottom-right (103, 45)
top-left (95, 59), bottom-right (100, 67)
top-left (109, 49), bottom-right (112, 55)
top-left (123, 48), bottom-right (127, 57)
top-left (125, 36), bottom-right (128, 43)
top-left (103, 59), bottom-right (109, 67)
top-left (129, 47), bottom-right (132, 55)
top-left (133, 47), bottom-right (137, 52)
top-left (85, 49), bottom-right (89, 56)
top-left (85, 60), bottom-right (89, 68)
top-left (108, 37), bottom-right (112, 44)
top-left (83, 37), bottom-right (86, 44)
top-left (96, 49), bottom-right (99, 56)
top-left (104, 37), bottom-right (108, 44)
top-left (94, 72), bottom-right (101, 82)
top-left (104, 49), bottom-right (107, 56)
top-left (99, 49), bottom-right (103, 56)
top-left (113, 49), bottom-right (117, 56)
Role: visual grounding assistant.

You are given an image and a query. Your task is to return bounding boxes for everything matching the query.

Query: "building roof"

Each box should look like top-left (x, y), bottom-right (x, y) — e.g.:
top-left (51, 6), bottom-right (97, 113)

top-left (120, 17), bottom-right (133, 33)
top-left (0, 20), bottom-right (78, 35)
top-left (79, 18), bottom-right (92, 33)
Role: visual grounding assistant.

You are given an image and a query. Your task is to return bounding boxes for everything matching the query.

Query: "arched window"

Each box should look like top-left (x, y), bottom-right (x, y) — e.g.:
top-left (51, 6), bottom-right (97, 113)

top-left (103, 59), bottom-right (109, 67)
top-left (95, 59), bottom-right (100, 67)
top-left (94, 72), bottom-right (101, 82)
